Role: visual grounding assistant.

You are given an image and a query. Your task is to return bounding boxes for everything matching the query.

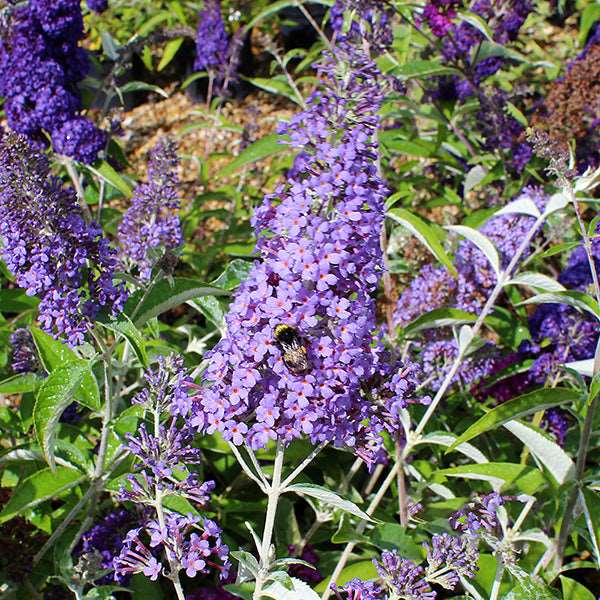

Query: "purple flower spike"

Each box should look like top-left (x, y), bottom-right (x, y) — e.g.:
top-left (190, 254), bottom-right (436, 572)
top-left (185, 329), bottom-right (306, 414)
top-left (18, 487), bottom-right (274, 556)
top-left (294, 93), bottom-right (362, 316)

top-left (118, 138), bottom-right (182, 281)
top-left (0, 132), bottom-right (126, 345)
top-left (425, 533), bottom-right (479, 590)
top-left (0, 0), bottom-right (106, 161)
top-left (190, 40), bottom-right (426, 466)
top-left (375, 550), bottom-right (436, 599)
top-left (450, 492), bottom-right (505, 535)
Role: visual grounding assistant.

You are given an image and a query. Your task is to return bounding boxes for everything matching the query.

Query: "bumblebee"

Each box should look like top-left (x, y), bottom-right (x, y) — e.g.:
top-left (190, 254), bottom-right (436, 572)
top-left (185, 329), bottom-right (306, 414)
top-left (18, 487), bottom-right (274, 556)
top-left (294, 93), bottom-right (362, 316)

top-left (274, 324), bottom-right (310, 375)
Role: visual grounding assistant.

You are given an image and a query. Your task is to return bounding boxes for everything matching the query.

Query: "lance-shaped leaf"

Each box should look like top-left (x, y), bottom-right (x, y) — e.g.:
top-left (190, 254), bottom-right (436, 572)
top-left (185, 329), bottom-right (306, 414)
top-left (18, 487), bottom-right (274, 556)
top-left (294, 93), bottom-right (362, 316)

top-left (403, 308), bottom-right (477, 335)
top-left (34, 361), bottom-right (88, 471)
top-left (448, 387), bottom-right (580, 451)
top-left (263, 577), bottom-right (321, 600)
top-left (437, 462), bottom-right (545, 494)
top-left (506, 272), bottom-right (565, 293)
top-left (446, 224), bottom-right (500, 277)
top-left (102, 316), bottom-right (148, 368)
top-left (387, 208), bottom-right (457, 276)
top-left (0, 466), bottom-right (84, 523)
top-left (519, 291), bottom-right (600, 319)
top-left (560, 576), bottom-right (595, 600)
top-left (494, 197), bottom-right (541, 218)
top-left (30, 328), bottom-right (100, 410)
top-left (218, 134), bottom-right (289, 178)
top-left (285, 483), bottom-right (373, 521)
top-left (503, 421), bottom-right (575, 485)
top-left (125, 278), bottom-right (229, 327)
top-left (581, 488), bottom-right (600, 568)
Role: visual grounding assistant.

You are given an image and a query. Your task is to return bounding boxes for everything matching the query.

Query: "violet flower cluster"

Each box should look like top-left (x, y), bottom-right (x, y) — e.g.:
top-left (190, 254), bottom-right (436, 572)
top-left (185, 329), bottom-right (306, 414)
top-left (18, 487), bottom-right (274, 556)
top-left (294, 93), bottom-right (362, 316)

top-left (332, 579), bottom-right (383, 600)
top-left (332, 533), bottom-right (479, 599)
top-left (9, 328), bottom-right (39, 374)
top-left (330, 0), bottom-right (394, 52)
top-left (420, 0), bottom-right (460, 37)
top-left (0, 0), bottom-right (106, 163)
top-left (0, 132), bottom-right (125, 345)
top-left (87, 0), bottom-right (108, 13)
top-left (424, 1), bottom-right (533, 172)
top-left (76, 509), bottom-right (135, 585)
top-left (439, 0), bottom-right (533, 98)
top-left (288, 544), bottom-right (323, 584)
top-left (375, 551), bottom-right (436, 599)
top-left (190, 41), bottom-right (425, 464)
top-left (114, 356), bottom-right (230, 585)
top-left (450, 492), bottom-right (504, 535)
top-left (194, 0), bottom-right (241, 95)
top-left (394, 187), bottom-right (546, 392)
top-left (118, 138), bottom-right (182, 281)
top-left (424, 533), bottom-right (479, 590)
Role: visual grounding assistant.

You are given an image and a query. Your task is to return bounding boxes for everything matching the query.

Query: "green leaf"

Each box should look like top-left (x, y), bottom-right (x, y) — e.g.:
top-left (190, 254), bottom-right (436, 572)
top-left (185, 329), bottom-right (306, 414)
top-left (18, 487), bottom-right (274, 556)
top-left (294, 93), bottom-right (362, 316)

top-left (247, 0), bottom-right (332, 29)
top-left (503, 421), bottom-right (575, 485)
top-left (519, 291), bottom-right (600, 320)
top-left (211, 258), bottom-right (253, 290)
top-left (314, 561), bottom-right (377, 593)
top-left (217, 134), bottom-right (288, 178)
top-left (157, 37), bottom-right (183, 71)
top-left (244, 76), bottom-right (302, 104)
top-left (135, 11), bottom-right (169, 37)
top-left (581, 488), bottom-right (600, 567)
top-left (506, 101), bottom-right (529, 128)
top-left (0, 372), bottom-right (42, 394)
top-left (560, 575), bottom-right (595, 600)
top-left (285, 483), bottom-right (373, 521)
top-left (448, 388), bottom-right (580, 451)
top-left (535, 242), bottom-right (581, 260)
top-left (580, 4), bottom-right (600, 46)
top-left (464, 165), bottom-right (487, 194)
top-left (494, 196), bottom-right (541, 219)
top-left (231, 550), bottom-right (260, 581)
top-left (0, 466), bottom-right (84, 523)
top-left (0, 288), bottom-right (39, 312)
top-left (505, 576), bottom-right (559, 599)
top-left (379, 133), bottom-right (436, 157)
top-left (102, 316), bottom-right (148, 368)
top-left (371, 523), bottom-right (423, 561)
top-left (30, 328), bottom-right (99, 410)
top-left (119, 81), bottom-right (169, 99)
top-left (87, 160), bottom-right (133, 197)
top-left (457, 11), bottom-right (494, 41)
top-left (390, 60), bottom-right (460, 80)
top-left (436, 462), bottom-right (545, 494)
top-left (446, 224), bottom-right (500, 276)
top-left (505, 272), bottom-right (565, 293)
top-left (34, 361), bottom-right (88, 470)
top-left (181, 71), bottom-right (208, 90)
top-left (402, 308), bottom-right (476, 335)
top-left (387, 208), bottom-right (457, 276)
top-left (263, 577), bottom-right (321, 600)
top-left (125, 278), bottom-right (229, 327)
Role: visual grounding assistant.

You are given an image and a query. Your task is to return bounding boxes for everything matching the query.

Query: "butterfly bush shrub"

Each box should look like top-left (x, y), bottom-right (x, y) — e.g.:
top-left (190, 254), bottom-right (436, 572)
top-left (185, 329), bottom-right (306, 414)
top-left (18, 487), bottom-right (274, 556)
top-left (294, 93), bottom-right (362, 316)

top-left (0, 1), bottom-right (599, 599)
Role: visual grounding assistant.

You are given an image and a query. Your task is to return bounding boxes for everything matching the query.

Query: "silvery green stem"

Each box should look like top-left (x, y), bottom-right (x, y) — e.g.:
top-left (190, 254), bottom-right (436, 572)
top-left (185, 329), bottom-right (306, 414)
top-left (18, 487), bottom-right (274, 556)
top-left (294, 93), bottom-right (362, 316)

top-left (555, 183), bottom-right (600, 567)
top-left (229, 442), bottom-right (268, 492)
top-left (64, 158), bottom-right (92, 224)
top-left (556, 391), bottom-right (600, 566)
top-left (154, 486), bottom-right (186, 600)
top-left (568, 184), bottom-right (600, 305)
top-left (489, 559), bottom-right (504, 600)
top-left (281, 441), bottom-right (327, 489)
top-left (254, 440), bottom-right (285, 600)
top-left (321, 462), bottom-right (401, 599)
top-left (395, 439), bottom-right (408, 526)
top-left (411, 212), bottom-right (546, 442)
top-left (153, 405), bottom-right (185, 600)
